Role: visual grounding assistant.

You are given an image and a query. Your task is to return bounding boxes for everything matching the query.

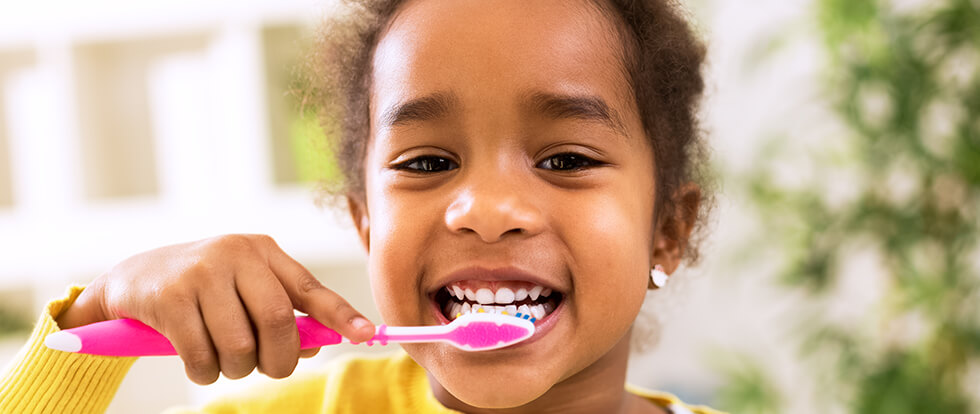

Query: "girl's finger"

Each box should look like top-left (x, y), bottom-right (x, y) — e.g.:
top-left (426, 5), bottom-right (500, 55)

top-left (156, 299), bottom-right (221, 385)
top-left (299, 347), bottom-right (320, 359)
top-left (266, 245), bottom-right (375, 343)
top-left (235, 265), bottom-right (301, 379)
top-left (198, 281), bottom-right (257, 380)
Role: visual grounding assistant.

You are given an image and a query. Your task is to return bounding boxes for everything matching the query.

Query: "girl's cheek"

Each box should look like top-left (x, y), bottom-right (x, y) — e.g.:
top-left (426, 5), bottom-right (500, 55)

top-left (570, 193), bottom-right (653, 292)
top-left (366, 187), bottom-right (440, 320)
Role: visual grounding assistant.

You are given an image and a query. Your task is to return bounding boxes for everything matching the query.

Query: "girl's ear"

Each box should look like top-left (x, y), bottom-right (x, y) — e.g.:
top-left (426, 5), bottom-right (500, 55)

top-left (347, 196), bottom-right (371, 252)
top-left (651, 183), bottom-right (701, 274)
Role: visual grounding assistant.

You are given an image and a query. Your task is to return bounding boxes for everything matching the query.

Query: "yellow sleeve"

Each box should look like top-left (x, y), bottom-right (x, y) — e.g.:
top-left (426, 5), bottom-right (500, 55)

top-left (161, 371), bottom-right (328, 414)
top-left (0, 285), bottom-right (136, 414)
top-left (161, 352), bottom-right (436, 414)
top-left (625, 384), bottom-right (728, 414)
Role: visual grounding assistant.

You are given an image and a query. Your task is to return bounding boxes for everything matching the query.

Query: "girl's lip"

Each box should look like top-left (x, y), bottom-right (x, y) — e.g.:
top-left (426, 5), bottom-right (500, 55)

top-left (429, 265), bottom-right (565, 296)
top-left (428, 294), bottom-right (565, 347)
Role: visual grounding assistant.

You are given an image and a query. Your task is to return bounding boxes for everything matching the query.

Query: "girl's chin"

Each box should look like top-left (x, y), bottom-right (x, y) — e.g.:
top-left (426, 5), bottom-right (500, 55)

top-left (427, 365), bottom-right (552, 409)
top-left (403, 343), bottom-right (557, 409)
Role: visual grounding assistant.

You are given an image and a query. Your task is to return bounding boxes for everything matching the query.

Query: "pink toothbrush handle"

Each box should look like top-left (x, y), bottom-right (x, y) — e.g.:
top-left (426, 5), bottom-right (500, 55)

top-left (73, 319), bottom-right (177, 356)
top-left (52, 316), bottom-right (344, 357)
top-left (296, 316), bottom-right (345, 349)
top-left (47, 313), bottom-right (533, 355)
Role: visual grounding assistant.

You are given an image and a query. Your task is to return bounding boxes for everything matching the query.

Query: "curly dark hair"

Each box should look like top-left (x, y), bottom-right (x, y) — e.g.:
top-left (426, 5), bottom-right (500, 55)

top-left (304, 0), bottom-right (713, 263)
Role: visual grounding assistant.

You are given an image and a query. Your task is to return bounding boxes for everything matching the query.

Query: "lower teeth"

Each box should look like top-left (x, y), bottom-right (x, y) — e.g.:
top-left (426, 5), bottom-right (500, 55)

top-left (445, 298), bottom-right (555, 321)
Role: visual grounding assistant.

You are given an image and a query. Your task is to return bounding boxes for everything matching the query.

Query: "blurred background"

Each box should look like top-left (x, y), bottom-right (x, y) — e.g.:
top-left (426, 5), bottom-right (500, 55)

top-left (0, 0), bottom-right (977, 413)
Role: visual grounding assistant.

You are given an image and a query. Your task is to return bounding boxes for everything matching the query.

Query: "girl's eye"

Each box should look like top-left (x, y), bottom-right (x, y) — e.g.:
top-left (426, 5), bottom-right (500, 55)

top-left (537, 153), bottom-right (600, 171)
top-left (394, 156), bottom-right (458, 173)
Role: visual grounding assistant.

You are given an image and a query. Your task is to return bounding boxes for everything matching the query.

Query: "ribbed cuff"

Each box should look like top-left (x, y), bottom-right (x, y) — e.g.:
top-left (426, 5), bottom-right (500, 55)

top-left (0, 285), bottom-right (136, 414)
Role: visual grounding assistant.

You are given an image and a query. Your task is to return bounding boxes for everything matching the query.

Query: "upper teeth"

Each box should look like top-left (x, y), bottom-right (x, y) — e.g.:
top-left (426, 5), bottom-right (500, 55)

top-left (495, 288), bottom-right (515, 303)
top-left (443, 283), bottom-right (559, 321)
top-left (476, 288), bottom-right (495, 304)
top-left (529, 286), bottom-right (543, 301)
top-left (447, 285), bottom-right (553, 305)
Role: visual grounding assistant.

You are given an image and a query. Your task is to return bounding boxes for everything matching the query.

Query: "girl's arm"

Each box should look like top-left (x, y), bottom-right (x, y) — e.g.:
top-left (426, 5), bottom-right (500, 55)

top-left (1, 286), bottom-right (330, 414)
top-left (0, 286), bottom-right (136, 414)
top-left (2, 234), bottom-right (375, 413)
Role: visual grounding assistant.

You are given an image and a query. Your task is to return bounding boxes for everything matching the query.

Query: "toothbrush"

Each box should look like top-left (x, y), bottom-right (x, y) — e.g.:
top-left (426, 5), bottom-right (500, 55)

top-left (44, 312), bottom-right (535, 357)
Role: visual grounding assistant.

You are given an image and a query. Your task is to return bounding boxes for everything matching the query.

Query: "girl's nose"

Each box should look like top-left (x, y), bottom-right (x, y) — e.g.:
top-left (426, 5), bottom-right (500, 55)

top-left (444, 180), bottom-right (545, 243)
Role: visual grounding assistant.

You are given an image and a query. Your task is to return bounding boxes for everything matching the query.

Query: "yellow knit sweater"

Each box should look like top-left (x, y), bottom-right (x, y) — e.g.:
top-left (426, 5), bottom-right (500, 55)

top-left (0, 287), bottom-right (725, 414)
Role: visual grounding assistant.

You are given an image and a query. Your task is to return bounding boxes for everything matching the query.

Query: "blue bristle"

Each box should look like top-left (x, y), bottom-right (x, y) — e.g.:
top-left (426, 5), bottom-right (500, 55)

top-left (515, 313), bottom-right (523, 318)
top-left (523, 314), bottom-right (531, 320)
top-left (530, 318), bottom-right (536, 323)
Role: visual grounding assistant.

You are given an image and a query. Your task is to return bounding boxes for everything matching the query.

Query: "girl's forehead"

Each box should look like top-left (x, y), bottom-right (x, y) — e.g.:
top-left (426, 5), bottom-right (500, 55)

top-left (370, 0), bottom-right (638, 128)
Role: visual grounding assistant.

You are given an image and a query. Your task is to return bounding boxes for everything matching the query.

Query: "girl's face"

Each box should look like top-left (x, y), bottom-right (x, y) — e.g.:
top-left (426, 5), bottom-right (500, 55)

top-left (352, 0), bottom-right (658, 408)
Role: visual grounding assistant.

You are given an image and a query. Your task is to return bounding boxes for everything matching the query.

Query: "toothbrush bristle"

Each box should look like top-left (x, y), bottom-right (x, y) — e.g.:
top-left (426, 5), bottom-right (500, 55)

top-left (454, 312), bottom-right (536, 322)
top-left (447, 313), bottom-right (535, 351)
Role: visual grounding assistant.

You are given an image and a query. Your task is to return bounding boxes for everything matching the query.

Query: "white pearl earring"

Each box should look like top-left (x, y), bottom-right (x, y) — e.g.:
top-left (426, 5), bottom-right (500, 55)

top-left (649, 264), bottom-right (668, 289)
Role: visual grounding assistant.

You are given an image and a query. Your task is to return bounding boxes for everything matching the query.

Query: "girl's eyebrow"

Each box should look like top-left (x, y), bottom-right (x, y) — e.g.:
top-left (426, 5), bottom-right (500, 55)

top-left (524, 91), bottom-right (629, 138)
top-left (380, 91), bottom-right (460, 129)
top-left (379, 90), bottom-right (628, 138)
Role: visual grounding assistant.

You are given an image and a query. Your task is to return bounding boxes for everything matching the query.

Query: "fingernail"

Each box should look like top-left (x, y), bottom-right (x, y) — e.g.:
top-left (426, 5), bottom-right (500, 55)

top-left (351, 317), bottom-right (371, 330)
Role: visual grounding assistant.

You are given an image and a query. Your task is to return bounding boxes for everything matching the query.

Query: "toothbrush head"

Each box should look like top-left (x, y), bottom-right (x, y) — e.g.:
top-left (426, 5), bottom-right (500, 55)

top-left (445, 312), bottom-right (536, 351)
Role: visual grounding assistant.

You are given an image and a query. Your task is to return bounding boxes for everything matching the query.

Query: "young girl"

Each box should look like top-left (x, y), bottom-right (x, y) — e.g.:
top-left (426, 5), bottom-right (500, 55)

top-left (0, 0), bottom-right (720, 412)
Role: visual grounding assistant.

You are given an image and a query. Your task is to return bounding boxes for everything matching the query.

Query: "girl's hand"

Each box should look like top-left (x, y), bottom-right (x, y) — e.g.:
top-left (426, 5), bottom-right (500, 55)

top-left (55, 234), bottom-right (375, 384)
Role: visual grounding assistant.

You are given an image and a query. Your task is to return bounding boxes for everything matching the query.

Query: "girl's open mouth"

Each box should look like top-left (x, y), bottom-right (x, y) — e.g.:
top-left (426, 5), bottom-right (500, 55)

top-left (433, 281), bottom-right (564, 323)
